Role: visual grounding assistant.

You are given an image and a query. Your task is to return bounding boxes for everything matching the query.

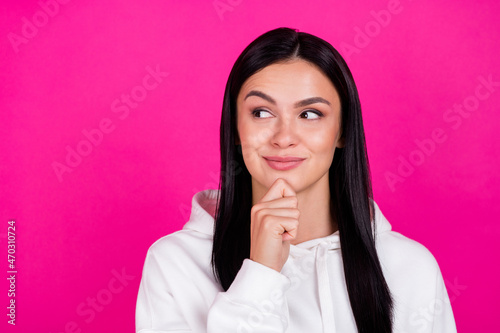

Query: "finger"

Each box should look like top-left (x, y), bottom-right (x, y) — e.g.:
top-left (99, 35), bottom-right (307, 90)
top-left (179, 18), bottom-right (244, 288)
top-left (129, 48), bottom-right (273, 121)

top-left (266, 216), bottom-right (299, 240)
top-left (256, 207), bottom-right (300, 219)
top-left (260, 178), bottom-right (297, 203)
top-left (256, 197), bottom-right (298, 210)
top-left (282, 231), bottom-right (295, 242)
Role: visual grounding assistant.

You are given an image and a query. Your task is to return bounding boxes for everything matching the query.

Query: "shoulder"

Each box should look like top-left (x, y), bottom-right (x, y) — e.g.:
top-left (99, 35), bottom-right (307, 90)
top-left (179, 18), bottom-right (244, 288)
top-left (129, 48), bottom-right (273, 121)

top-left (371, 201), bottom-right (440, 277)
top-left (377, 230), bottom-right (439, 272)
top-left (142, 227), bottom-right (215, 284)
top-left (377, 229), bottom-right (441, 283)
top-left (146, 228), bottom-right (213, 264)
top-left (140, 189), bottom-right (219, 283)
top-left (371, 210), bottom-right (457, 330)
top-left (376, 229), bottom-right (444, 304)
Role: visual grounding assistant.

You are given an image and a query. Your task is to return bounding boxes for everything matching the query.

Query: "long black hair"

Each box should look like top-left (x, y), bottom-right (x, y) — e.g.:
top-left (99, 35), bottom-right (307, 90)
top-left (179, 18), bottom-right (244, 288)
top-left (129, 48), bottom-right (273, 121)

top-left (211, 27), bottom-right (393, 332)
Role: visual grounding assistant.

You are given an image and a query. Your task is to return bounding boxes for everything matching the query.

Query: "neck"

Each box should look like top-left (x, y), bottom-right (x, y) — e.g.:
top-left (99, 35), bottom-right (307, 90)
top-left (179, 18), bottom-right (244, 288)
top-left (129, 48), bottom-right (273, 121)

top-left (291, 173), bottom-right (337, 245)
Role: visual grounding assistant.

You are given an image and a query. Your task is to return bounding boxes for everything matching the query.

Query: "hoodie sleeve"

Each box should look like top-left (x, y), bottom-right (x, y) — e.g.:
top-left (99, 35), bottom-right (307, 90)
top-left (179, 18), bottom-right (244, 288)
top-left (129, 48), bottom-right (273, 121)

top-left (207, 258), bottom-right (291, 332)
top-left (403, 256), bottom-right (458, 333)
top-left (429, 267), bottom-right (457, 332)
top-left (136, 247), bottom-right (193, 333)
top-left (136, 250), bottom-right (291, 333)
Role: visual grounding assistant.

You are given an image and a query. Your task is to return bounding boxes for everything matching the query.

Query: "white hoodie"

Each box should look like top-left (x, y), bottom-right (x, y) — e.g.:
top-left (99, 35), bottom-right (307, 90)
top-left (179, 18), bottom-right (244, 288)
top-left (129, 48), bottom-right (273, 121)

top-left (136, 189), bottom-right (457, 333)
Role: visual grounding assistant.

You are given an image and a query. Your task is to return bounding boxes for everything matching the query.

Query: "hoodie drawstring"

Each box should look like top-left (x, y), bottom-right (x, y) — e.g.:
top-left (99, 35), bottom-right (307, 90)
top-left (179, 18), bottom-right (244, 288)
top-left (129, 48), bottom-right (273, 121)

top-left (316, 241), bottom-right (336, 332)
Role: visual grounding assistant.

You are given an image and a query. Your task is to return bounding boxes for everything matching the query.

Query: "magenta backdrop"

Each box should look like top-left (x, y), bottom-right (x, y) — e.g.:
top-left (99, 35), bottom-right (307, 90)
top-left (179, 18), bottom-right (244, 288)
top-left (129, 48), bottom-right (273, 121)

top-left (1, 0), bottom-right (499, 332)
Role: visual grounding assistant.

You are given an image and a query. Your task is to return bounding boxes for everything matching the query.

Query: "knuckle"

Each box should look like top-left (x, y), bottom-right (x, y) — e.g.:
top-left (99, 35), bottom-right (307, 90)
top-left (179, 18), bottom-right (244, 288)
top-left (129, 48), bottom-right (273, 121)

top-left (276, 178), bottom-right (287, 189)
top-left (261, 216), bottom-right (274, 229)
top-left (251, 204), bottom-right (261, 215)
top-left (261, 213), bottom-right (273, 223)
top-left (256, 207), bottom-right (269, 219)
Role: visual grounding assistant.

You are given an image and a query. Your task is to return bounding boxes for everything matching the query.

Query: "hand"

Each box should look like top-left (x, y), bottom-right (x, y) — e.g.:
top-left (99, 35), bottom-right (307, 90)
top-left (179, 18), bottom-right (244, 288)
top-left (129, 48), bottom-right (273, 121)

top-left (249, 178), bottom-right (300, 272)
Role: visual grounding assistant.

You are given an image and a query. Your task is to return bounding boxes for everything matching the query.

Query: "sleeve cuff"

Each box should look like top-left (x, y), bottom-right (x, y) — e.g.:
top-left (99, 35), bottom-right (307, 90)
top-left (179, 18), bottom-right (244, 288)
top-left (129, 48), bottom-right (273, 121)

top-left (225, 258), bottom-right (291, 305)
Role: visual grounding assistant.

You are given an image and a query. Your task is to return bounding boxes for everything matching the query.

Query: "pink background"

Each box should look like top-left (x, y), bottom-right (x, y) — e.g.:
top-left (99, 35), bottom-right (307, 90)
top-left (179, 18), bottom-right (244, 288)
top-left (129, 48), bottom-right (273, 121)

top-left (1, 0), bottom-right (499, 332)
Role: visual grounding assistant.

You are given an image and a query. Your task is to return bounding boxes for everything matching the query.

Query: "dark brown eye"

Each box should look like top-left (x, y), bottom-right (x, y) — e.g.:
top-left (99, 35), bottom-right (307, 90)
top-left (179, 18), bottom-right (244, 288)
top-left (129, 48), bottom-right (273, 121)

top-left (300, 110), bottom-right (323, 119)
top-left (251, 109), bottom-right (273, 118)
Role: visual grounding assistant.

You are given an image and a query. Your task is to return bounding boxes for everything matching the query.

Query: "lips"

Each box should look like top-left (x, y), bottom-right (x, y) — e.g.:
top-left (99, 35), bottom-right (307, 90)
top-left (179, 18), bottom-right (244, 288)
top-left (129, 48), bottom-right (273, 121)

top-left (264, 156), bottom-right (305, 162)
top-left (263, 156), bottom-right (306, 171)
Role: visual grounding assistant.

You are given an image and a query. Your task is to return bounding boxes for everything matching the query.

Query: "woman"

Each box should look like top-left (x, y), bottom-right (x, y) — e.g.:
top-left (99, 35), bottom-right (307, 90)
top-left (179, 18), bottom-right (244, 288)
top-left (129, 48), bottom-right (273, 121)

top-left (136, 27), bottom-right (457, 332)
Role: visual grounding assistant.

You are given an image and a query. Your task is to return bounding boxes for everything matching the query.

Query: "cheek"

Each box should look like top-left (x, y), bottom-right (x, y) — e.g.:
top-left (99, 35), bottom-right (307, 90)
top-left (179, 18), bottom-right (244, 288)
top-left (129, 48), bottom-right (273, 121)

top-left (307, 126), bottom-right (339, 154)
top-left (238, 124), bottom-right (267, 168)
top-left (239, 123), bottom-right (273, 149)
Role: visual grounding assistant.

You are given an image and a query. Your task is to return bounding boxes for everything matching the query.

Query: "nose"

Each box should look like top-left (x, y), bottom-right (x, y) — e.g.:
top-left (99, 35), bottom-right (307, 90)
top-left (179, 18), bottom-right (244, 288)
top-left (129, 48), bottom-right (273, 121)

top-left (271, 117), bottom-right (297, 148)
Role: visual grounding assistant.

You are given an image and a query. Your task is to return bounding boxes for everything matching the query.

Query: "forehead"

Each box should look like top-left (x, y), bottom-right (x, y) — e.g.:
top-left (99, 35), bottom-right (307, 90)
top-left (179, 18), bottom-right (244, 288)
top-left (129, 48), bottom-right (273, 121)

top-left (237, 59), bottom-right (340, 104)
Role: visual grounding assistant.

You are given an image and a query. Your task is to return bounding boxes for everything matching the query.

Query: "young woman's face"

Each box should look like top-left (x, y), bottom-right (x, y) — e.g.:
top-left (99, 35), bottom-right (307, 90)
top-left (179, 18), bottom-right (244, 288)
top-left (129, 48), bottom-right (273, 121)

top-left (236, 59), bottom-right (344, 196)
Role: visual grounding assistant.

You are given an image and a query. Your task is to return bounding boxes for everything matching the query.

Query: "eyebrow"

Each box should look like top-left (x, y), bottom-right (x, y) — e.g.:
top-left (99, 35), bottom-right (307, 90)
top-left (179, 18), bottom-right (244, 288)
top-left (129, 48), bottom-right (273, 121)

top-left (244, 90), bottom-right (331, 108)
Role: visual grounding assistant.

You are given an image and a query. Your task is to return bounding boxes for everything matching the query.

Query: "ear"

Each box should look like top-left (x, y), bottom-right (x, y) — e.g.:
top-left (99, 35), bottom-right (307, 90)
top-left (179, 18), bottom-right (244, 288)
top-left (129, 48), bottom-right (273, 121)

top-left (336, 127), bottom-right (345, 148)
top-left (336, 136), bottom-right (345, 148)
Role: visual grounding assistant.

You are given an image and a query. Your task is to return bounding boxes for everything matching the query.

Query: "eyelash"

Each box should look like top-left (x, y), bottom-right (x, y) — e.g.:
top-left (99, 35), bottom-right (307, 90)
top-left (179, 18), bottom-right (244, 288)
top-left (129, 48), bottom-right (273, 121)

top-left (251, 109), bottom-right (324, 119)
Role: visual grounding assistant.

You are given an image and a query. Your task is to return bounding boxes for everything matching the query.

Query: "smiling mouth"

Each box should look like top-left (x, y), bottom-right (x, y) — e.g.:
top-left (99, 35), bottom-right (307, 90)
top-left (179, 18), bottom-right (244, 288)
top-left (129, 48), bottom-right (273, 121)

top-left (263, 156), bottom-right (306, 171)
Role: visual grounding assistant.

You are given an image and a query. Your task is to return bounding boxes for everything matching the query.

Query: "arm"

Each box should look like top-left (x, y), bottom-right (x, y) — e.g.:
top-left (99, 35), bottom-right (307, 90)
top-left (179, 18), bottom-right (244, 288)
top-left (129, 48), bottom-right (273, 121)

top-left (406, 261), bottom-right (458, 333)
top-left (207, 259), bottom-right (291, 332)
top-left (136, 249), bottom-right (291, 333)
top-left (136, 247), bottom-right (191, 333)
top-left (429, 267), bottom-right (457, 332)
